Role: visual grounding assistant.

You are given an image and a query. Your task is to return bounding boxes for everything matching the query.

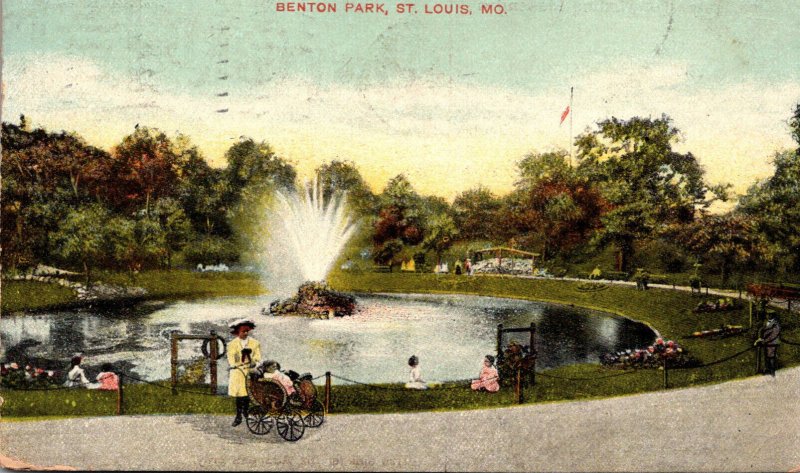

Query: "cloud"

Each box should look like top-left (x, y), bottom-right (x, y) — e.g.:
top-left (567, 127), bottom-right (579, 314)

top-left (3, 54), bottom-right (798, 199)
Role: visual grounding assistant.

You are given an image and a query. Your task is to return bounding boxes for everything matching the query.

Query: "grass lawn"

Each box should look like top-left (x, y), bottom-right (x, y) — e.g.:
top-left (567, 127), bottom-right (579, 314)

top-left (1, 270), bottom-right (265, 315)
top-left (1, 280), bottom-right (77, 313)
top-left (98, 269), bottom-right (266, 300)
top-left (2, 271), bottom-right (798, 418)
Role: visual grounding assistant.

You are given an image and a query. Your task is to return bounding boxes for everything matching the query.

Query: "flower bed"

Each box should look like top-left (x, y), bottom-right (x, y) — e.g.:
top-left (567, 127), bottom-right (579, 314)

top-left (690, 325), bottom-right (746, 339)
top-left (601, 338), bottom-right (699, 369)
top-left (1, 362), bottom-right (62, 389)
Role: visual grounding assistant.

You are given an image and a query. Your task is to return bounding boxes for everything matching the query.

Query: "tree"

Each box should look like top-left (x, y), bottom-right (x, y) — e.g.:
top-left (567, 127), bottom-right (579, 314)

top-left (174, 140), bottom-right (231, 237)
top-left (181, 235), bottom-right (240, 266)
top-left (679, 214), bottom-right (774, 286)
top-left (497, 151), bottom-right (606, 259)
top-left (373, 175), bottom-right (426, 266)
top-left (737, 104), bottom-right (800, 271)
top-left (315, 160), bottom-right (377, 217)
top-left (575, 115), bottom-right (728, 271)
top-left (516, 150), bottom-right (573, 188)
top-left (422, 214), bottom-right (459, 266)
top-left (1, 121), bottom-right (113, 269)
top-left (106, 215), bottom-right (139, 277)
top-left (107, 127), bottom-right (181, 215)
top-left (224, 138), bottom-right (296, 196)
top-left (452, 187), bottom-right (502, 241)
top-left (152, 198), bottom-right (192, 268)
top-left (52, 205), bottom-right (112, 284)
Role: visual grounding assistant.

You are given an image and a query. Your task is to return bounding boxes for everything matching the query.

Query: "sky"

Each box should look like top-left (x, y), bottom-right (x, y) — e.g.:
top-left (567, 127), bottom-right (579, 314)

top-left (2, 0), bottom-right (800, 201)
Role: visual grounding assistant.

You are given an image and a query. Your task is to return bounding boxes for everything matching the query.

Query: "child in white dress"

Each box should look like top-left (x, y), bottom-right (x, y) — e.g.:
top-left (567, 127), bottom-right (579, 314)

top-left (405, 355), bottom-right (428, 390)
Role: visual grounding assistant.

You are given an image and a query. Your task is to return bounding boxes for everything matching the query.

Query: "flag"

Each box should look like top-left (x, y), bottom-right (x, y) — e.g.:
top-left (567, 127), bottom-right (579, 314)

top-left (560, 105), bottom-right (570, 125)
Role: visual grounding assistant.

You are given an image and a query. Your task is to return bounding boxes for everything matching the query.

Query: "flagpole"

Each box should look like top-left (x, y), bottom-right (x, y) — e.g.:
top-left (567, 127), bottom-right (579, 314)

top-left (569, 86), bottom-right (574, 167)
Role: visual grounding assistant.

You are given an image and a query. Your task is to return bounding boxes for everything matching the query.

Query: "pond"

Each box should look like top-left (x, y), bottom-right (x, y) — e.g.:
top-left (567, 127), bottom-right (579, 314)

top-left (0, 293), bottom-right (657, 387)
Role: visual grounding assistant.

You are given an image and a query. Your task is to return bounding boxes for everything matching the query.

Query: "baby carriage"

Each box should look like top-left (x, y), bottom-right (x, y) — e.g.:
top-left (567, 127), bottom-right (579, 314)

top-left (245, 369), bottom-right (325, 441)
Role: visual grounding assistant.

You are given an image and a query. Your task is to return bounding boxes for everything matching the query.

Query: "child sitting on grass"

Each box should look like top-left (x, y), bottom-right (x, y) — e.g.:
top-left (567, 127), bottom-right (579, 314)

top-left (96, 363), bottom-right (119, 391)
top-left (405, 355), bottom-right (428, 390)
top-left (471, 355), bottom-right (500, 393)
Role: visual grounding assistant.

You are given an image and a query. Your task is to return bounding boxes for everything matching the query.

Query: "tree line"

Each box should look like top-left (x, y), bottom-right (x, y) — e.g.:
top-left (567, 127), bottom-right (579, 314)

top-left (3, 103), bottom-right (800, 285)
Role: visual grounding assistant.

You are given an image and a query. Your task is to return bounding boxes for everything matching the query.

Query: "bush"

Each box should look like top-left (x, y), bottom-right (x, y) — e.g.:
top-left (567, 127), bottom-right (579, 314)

top-left (181, 236), bottom-right (240, 266)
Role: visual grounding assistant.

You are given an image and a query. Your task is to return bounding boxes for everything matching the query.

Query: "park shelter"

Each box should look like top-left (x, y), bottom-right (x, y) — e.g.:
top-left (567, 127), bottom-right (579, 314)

top-left (472, 247), bottom-right (540, 274)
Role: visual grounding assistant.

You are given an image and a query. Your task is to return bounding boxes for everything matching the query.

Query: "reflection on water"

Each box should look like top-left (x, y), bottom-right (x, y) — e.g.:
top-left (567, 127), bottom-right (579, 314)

top-left (0, 294), bottom-right (655, 385)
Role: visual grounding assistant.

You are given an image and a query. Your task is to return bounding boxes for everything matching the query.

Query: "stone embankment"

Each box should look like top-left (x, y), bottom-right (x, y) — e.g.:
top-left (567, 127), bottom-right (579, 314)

top-left (9, 270), bottom-right (146, 302)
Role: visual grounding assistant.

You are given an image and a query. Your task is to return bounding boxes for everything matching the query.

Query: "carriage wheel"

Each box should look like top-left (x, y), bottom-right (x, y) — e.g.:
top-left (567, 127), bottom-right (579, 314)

top-left (246, 406), bottom-right (273, 435)
top-left (276, 411), bottom-right (305, 441)
top-left (303, 399), bottom-right (325, 428)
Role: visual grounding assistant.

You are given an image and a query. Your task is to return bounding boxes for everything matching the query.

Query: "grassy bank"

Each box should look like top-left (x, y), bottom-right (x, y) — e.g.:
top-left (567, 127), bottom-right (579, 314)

top-left (1, 280), bottom-right (77, 313)
top-left (2, 271), bottom-right (798, 418)
top-left (99, 270), bottom-right (265, 299)
top-left (1, 270), bottom-right (265, 314)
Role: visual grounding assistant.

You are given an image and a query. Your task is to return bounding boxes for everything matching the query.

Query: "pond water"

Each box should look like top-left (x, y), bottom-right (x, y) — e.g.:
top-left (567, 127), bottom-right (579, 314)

top-left (0, 293), bottom-right (656, 387)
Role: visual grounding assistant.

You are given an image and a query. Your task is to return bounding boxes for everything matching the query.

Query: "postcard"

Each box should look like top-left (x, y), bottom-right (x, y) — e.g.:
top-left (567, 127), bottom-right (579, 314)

top-left (1, 0), bottom-right (799, 471)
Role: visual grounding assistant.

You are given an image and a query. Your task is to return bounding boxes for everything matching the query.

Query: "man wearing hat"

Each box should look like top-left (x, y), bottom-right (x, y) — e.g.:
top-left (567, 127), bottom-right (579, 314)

top-left (756, 313), bottom-right (781, 377)
top-left (227, 319), bottom-right (261, 426)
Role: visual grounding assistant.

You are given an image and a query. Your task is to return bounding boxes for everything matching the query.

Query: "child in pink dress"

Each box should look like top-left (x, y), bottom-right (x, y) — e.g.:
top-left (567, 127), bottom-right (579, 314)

top-left (471, 355), bottom-right (500, 392)
top-left (96, 363), bottom-right (119, 390)
top-left (257, 360), bottom-right (296, 396)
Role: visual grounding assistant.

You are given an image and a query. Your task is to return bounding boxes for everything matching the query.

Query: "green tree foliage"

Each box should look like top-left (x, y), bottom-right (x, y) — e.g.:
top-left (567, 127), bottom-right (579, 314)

top-left (452, 187), bottom-right (502, 241)
top-left (315, 160), bottom-right (377, 217)
top-left (224, 138), bottom-right (296, 197)
top-left (1, 121), bottom-right (113, 269)
top-left (373, 175), bottom-right (426, 266)
top-left (499, 151), bottom-right (606, 259)
top-left (152, 198), bottom-right (192, 268)
top-left (422, 213), bottom-right (459, 265)
top-left (575, 116), bottom-right (728, 271)
top-left (182, 236), bottom-right (240, 266)
top-left (679, 214), bottom-right (773, 285)
top-left (224, 138), bottom-right (297, 247)
top-left (174, 140), bottom-right (231, 237)
top-left (106, 215), bottom-right (138, 276)
top-left (738, 105), bottom-right (800, 271)
top-left (52, 205), bottom-right (112, 284)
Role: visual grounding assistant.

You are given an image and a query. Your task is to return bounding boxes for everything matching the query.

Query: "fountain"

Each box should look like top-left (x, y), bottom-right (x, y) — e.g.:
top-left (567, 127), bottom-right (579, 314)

top-left (261, 181), bottom-right (358, 318)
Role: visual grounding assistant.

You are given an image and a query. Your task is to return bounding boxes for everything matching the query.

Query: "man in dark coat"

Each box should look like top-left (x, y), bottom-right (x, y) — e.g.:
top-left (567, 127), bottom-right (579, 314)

top-left (757, 314), bottom-right (781, 376)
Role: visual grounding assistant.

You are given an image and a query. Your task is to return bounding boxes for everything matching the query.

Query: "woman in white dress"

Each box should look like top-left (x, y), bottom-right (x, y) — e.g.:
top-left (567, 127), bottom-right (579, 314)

top-left (64, 355), bottom-right (98, 388)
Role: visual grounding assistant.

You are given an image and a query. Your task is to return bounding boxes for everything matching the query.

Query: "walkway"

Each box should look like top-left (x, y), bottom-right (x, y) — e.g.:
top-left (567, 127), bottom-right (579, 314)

top-left (2, 367), bottom-right (799, 471)
top-left (522, 275), bottom-right (797, 312)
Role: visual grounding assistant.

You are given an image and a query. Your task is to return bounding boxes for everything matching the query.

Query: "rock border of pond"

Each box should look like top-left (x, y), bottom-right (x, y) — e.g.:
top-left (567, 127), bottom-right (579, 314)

top-left (3, 275), bottom-right (152, 314)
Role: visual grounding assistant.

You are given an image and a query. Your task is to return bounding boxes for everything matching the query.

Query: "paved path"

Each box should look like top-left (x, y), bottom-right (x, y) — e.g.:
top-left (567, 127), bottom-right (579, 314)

top-left (2, 367), bottom-right (799, 471)
top-left (522, 275), bottom-right (798, 312)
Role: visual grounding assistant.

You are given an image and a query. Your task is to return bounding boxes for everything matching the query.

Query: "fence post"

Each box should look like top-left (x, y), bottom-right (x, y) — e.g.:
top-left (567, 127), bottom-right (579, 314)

top-left (515, 368), bottom-right (523, 404)
top-left (663, 357), bottom-right (669, 389)
top-left (496, 324), bottom-right (504, 360)
top-left (755, 345), bottom-right (762, 375)
top-left (324, 371), bottom-right (331, 414)
top-left (170, 332), bottom-right (178, 395)
top-left (530, 323), bottom-right (537, 387)
top-left (209, 330), bottom-right (218, 395)
top-left (116, 372), bottom-right (123, 416)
